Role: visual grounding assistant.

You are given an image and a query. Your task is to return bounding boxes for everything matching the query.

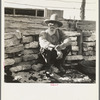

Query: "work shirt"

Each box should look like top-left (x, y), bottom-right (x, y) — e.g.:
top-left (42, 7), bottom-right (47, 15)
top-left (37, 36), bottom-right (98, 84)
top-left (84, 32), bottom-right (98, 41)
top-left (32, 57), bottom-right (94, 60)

top-left (39, 29), bottom-right (71, 50)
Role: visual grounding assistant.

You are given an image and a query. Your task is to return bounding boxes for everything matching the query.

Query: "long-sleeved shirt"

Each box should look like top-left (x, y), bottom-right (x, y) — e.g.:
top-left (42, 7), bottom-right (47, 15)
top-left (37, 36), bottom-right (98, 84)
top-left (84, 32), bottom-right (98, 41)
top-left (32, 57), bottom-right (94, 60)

top-left (39, 29), bottom-right (71, 50)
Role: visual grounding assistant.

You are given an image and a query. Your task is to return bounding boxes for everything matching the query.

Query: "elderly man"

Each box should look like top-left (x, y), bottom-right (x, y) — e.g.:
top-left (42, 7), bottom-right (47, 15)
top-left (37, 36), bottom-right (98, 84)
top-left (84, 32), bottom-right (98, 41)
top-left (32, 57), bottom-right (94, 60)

top-left (39, 14), bottom-right (71, 75)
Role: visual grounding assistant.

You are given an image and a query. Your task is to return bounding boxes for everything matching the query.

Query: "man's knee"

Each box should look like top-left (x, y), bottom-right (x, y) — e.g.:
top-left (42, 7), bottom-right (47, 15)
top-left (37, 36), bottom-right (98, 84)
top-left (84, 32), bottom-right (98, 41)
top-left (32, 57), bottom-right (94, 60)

top-left (66, 45), bottom-right (71, 51)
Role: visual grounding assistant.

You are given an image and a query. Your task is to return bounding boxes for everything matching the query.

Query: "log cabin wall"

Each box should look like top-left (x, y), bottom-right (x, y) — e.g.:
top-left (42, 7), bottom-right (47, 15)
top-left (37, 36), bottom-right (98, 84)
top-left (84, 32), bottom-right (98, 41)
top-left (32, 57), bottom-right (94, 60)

top-left (4, 14), bottom-right (96, 72)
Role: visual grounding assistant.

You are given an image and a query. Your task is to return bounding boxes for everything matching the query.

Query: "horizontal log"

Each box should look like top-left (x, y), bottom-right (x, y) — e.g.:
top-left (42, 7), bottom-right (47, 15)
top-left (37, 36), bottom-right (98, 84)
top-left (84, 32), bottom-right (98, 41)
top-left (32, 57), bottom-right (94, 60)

top-left (23, 54), bottom-right (38, 61)
top-left (83, 42), bottom-right (96, 47)
top-left (76, 21), bottom-right (96, 30)
top-left (5, 20), bottom-right (47, 29)
top-left (5, 44), bottom-right (24, 53)
top-left (5, 28), bottom-right (43, 35)
top-left (83, 56), bottom-right (96, 60)
top-left (10, 62), bottom-right (32, 72)
top-left (63, 31), bottom-right (81, 36)
top-left (5, 36), bottom-right (20, 47)
top-left (5, 58), bottom-right (15, 66)
top-left (66, 55), bottom-right (83, 60)
top-left (77, 21), bottom-right (96, 25)
top-left (23, 49), bottom-right (39, 54)
top-left (24, 41), bottom-right (39, 49)
top-left (22, 31), bottom-right (41, 36)
top-left (22, 36), bottom-right (34, 43)
top-left (5, 15), bottom-right (44, 24)
top-left (64, 63), bottom-right (78, 66)
top-left (77, 25), bottom-right (96, 31)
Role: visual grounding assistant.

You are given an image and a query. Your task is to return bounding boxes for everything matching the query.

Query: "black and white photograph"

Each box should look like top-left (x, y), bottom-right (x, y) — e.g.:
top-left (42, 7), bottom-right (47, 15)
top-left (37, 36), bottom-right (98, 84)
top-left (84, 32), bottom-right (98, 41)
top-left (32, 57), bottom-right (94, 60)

top-left (2, 0), bottom-right (99, 100)
top-left (4, 0), bottom-right (97, 84)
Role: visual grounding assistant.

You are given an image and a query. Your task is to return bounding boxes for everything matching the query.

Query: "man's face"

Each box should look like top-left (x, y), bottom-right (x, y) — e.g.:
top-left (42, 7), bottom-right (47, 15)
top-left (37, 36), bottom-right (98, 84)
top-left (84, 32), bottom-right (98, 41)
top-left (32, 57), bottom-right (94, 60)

top-left (48, 23), bottom-right (58, 35)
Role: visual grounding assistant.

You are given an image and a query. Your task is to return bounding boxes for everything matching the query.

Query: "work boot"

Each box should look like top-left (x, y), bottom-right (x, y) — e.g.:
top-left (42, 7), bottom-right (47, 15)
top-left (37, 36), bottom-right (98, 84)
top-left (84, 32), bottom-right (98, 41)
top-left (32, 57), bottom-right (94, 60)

top-left (45, 65), bottom-right (55, 77)
top-left (58, 65), bottom-right (66, 73)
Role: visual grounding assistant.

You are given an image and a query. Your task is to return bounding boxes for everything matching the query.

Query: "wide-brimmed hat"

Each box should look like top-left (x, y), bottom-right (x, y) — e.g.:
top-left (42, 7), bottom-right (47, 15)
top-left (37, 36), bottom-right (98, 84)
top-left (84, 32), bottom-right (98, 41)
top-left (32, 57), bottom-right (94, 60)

top-left (44, 14), bottom-right (63, 27)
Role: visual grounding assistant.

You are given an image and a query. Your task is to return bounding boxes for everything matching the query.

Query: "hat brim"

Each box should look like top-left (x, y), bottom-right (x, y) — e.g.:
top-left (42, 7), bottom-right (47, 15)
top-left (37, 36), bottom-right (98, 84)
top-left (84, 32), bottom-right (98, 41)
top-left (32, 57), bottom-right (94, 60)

top-left (44, 19), bottom-right (63, 27)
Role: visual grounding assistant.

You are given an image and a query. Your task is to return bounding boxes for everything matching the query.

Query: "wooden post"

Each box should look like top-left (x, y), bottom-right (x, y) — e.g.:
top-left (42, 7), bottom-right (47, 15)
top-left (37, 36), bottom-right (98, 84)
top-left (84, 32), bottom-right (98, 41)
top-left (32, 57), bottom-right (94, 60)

top-left (44, 8), bottom-right (48, 18)
top-left (78, 30), bottom-right (83, 55)
top-left (13, 8), bottom-right (15, 15)
top-left (78, 0), bottom-right (86, 55)
top-left (35, 9), bottom-right (37, 17)
top-left (80, 0), bottom-right (86, 20)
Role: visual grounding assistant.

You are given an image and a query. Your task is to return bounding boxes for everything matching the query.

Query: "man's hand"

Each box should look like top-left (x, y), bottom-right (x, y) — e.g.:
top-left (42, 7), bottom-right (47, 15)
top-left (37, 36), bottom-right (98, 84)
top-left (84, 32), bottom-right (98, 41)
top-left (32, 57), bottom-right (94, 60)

top-left (56, 51), bottom-right (63, 59)
top-left (47, 44), bottom-right (55, 51)
top-left (55, 45), bottom-right (62, 51)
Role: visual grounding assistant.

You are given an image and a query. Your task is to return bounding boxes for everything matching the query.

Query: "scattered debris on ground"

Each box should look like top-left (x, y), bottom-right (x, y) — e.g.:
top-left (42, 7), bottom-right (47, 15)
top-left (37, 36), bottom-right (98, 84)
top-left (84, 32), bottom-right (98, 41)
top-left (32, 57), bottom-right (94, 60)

top-left (5, 67), bottom-right (95, 83)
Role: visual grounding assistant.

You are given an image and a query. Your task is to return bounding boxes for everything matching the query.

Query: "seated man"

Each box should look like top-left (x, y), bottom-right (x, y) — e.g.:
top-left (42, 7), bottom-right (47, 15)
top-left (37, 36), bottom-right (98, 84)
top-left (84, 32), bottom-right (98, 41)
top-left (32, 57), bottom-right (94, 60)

top-left (39, 14), bottom-right (71, 75)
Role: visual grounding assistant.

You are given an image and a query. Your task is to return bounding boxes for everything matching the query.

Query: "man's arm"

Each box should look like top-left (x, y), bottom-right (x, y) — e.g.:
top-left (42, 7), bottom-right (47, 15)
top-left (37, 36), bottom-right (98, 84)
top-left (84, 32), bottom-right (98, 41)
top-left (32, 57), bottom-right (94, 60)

top-left (55, 30), bottom-right (71, 51)
top-left (39, 31), bottom-right (55, 50)
top-left (60, 37), bottom-right (71, 49)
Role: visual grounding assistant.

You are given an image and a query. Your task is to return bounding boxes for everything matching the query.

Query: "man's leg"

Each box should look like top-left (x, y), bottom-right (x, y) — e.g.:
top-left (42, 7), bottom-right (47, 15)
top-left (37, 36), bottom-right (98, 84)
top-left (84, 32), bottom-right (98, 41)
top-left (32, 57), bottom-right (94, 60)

top-left (40, 48), bottom-right (57, 73)
top-left (54, 45), bottom-right (71, 73)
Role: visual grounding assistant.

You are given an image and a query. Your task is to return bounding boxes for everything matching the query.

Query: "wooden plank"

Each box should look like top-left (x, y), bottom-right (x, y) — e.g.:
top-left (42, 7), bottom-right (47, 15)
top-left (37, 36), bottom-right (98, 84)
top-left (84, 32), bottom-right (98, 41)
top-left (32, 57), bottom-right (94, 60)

top-left (5, 15), bottom-right (45, 23)
top-left (5, 28), bottom-right (44, 35)
top-left (46, 73), bottom-right (69, 83)
top-left (5, 21), bottom-right (47, 29)
top-left (66, 55), bottom-right (83, 60)
top-left (76, 21), bottom-right (96, 31)
top-left (77, 20), bottom-right (96, 25)
top-left (64, 63), bottom-right (78, 66)
top-left (63, 31), bottom-right (81, 36)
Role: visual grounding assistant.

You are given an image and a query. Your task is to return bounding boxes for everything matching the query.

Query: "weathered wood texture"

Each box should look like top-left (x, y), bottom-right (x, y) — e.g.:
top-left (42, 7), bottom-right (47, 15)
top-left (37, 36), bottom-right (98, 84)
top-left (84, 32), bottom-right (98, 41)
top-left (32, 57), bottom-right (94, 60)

top-left (76, 21), bottom-right (96, 30)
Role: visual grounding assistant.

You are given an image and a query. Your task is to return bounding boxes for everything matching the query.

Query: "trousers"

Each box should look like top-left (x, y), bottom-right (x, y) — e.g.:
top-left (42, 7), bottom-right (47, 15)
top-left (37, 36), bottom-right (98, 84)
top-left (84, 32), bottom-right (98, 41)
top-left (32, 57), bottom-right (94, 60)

top-left (40, 45), bottom-right (71, 68)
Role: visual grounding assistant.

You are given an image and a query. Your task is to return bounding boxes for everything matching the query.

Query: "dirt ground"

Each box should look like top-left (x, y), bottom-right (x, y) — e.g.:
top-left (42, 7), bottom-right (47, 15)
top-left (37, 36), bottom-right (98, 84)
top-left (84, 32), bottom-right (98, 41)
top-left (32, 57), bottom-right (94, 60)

top-left (5, 66), bottom-right (95, 83)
